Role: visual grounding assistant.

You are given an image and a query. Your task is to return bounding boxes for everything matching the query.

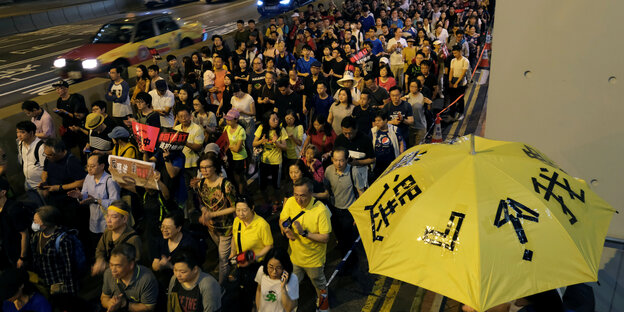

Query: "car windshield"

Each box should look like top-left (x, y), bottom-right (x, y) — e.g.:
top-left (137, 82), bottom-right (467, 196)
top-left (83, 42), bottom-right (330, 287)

top-left (92, 23), bottom-right (135, 44)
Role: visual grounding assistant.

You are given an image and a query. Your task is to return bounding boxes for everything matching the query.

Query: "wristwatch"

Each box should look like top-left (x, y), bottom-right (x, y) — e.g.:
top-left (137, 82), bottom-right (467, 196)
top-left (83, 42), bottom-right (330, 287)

top-left (301, 229), bottom-right (309, 238)
top-left (59, 184), bottom-right (63, 192)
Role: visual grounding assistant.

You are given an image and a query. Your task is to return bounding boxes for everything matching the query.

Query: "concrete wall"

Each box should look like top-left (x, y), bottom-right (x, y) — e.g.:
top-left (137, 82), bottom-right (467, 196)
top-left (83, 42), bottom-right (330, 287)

top-left (0, 0), bottom-right (140, 37)
top-left (485, 1), bottom-right (623, 310)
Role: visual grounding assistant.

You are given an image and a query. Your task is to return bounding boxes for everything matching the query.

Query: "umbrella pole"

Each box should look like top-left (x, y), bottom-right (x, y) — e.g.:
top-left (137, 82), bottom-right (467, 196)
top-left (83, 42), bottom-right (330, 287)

top-left (470, 134), bottom-right (476, 155)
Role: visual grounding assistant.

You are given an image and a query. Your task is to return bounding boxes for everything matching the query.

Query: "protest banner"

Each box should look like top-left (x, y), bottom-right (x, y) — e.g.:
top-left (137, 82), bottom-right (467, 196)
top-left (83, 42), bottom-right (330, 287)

top-left (108, 155), bottom-right (159, 190)
top-left (158, 128), bottom-right (189, 151)
top-left (131, 121), bottom-right (160, 152)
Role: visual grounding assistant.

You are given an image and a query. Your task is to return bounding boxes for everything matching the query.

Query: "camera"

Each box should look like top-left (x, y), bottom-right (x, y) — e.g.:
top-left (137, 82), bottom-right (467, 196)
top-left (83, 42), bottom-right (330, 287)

top-left (282, 218), bottom-right (293, 229)
top-left (229, 250), bottom-right (255, 265)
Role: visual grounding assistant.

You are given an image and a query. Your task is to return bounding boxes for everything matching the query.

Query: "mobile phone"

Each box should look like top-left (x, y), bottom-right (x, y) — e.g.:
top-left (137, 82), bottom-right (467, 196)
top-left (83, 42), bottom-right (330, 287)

top-left (84, 148), bottom-right (91, 153)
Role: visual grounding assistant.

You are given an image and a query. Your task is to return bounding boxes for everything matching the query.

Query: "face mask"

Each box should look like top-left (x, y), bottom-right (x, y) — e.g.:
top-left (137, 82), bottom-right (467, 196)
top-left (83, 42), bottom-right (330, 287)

top-left (31, 222), bottom-right (41, 232)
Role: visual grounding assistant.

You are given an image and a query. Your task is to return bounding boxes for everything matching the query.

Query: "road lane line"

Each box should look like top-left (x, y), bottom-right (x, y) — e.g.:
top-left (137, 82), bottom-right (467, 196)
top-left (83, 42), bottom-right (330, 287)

top-left (0, 70), bottom-right (56, 87)
top-left (0, 47), bottom-right (77, 71)
top-left (185, 0), bottom-right (256, 20)
top-left (361, 276), bottom-right (387, 312)
top-left (379, 279), bottom-right (402, 312)
top-left (2, 35), bottom-right (64, 49)
top-left (410, 287), bottom-right (426, 312)
top-left (0, 76), bottom-right (59, 97)
top-left (459, 75), bottom-right (482, 135)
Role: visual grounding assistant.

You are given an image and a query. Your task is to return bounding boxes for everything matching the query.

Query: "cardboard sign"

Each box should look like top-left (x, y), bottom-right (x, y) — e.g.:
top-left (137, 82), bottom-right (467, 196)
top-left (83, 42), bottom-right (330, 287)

top-left (158, 128), bottom-right (189, 151)
top-left (108, 155), bottom-right (159, 190)
top-left (131, 121), bottom-right (160, 152)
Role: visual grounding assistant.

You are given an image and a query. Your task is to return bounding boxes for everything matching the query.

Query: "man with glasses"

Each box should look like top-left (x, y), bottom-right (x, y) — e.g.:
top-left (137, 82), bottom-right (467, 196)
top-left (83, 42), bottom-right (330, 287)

top-left (279, 178), bottom-right (331, 303)
top-left (104, 66), bottom-right (132, 126)
top-left (38, 139), bottom-right (86, 227)
top-left (67, 154), bottom-right (120, 259)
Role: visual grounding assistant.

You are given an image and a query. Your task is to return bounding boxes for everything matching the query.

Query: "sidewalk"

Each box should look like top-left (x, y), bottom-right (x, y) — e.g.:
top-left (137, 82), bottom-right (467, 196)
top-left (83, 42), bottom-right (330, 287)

top-left (0, 0), bottom-right (140, 37)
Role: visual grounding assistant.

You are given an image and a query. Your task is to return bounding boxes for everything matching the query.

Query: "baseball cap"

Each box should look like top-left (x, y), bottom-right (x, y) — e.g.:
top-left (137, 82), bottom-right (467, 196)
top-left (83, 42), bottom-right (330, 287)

top-left (379, 57), bottom-right (390, 64)
top-left (433, 40), bottom-right (442, 46)
top-left (291, 12), bottom-right (300, 18)
top-left (85, 113), bottom-right (105, 130)
top-left (224, 108), bottom-right (240, 120)
top-left (204, 143), bottom-right (220, 155)
top-left (52, 80), bottom-right (69, 88)
top-left (108, 126), bottom-right (130, 139)
top-left (311, 60), bottom-right (322, 68)
top-left (155, 79), bottom-right (167, 91)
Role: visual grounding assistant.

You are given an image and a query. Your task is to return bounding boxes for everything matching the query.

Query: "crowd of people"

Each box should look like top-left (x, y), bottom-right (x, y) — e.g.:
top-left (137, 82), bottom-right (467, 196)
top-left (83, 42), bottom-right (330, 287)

top-left (1, 0), bottom-right (495, 311)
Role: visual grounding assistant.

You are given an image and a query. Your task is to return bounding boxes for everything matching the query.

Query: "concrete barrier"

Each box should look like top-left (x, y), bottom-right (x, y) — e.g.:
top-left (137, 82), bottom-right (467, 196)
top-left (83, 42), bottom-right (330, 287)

top-left (0, 15), bottom-right (19, 36)
top-left (77, 3), bottom-right (96, 20)
top-left (0, 0), bottom-right (138, 37)
top-left (11, 14), bottom-right (36, 33)
top-left (61, 6), bottom-right (81, 22)
top-left (30, 12), bottom-right (53, 29)
top-left (0, 77), bottom-right (111, 192)
top-left (46, 8), bottom-right (69, 25)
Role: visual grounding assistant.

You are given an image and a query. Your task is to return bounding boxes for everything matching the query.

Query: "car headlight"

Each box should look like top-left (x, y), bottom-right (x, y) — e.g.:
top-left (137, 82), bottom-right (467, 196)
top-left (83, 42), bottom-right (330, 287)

top-left (279, 0), bottom-right (290, 4)
top-left (54, 58), bottom-right (66, 68)
top-left (256, 0), bottom-right (263, 5)
top-left (82, 59), bottom-right (99, 69)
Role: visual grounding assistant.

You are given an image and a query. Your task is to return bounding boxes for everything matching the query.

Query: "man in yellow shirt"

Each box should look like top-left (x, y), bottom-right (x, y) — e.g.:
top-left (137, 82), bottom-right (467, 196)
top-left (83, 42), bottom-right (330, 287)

top-left (279, 178), bottom-right (332, 298)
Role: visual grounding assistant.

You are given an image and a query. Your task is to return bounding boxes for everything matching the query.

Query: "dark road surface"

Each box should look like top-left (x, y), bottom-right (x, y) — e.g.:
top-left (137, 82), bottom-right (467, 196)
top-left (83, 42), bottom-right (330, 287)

top-left (0, 0), bottom-right (257, 108)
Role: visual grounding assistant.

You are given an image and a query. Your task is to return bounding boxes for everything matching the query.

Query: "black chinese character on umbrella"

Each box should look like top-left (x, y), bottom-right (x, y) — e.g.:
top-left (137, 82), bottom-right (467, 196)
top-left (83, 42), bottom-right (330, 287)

top-left (522, 145), bottom-right (561, 170)
top-left (532, 168), bottom-right (584, 225)
top-left (365, 174), bottom-right (422, 242)
top-left (493, 198), bottom-right (539, 261)
top-left (380, 150), bottom-right (427, 179)
top-left (420, 211), bottom-right (466, 251)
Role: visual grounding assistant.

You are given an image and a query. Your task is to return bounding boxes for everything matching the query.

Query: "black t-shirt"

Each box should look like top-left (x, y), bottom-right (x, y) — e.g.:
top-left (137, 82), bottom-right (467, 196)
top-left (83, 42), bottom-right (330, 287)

top-left (364, 86), bottom-right (390, 109)
top-left (329, 58), bottom-right (347, 90)
top-left (275, 91), bottom-right (303, 120)
top-left (248, 70), bottom-right (266, 94)
top-left (56, 94), bottom-right (88, 127)
top-left (334, 131), bottom-right (375, 160)
top-left (213, 45), bottom-right (232, 64)
top-left (352, 105), bottom-right (376, 136)
top-left (0, 199), bottom-right (30, 266)
top-left (89, 124), bottom-right (114, 152)
top-left (171, 279), bottom-right (204, 312)
top-left (256, 84), bottom-right (278, 120)
top-left (232, 50), bottom-right (247, 72)
top-left (302, 74), bottom-right (327, 98)
top-left (384, 101), bottom-right (414, 138)
top-left (44, 152), bottom-right (86, 186)
top-left (422, 73), bottom-right (438, 92)
top-left (233, 68), bottom-right (249, 92)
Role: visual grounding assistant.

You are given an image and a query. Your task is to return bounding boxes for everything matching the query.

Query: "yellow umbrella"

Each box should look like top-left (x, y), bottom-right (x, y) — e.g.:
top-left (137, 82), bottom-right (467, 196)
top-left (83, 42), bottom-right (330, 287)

top-left (349, 135), bottom-right (616, 311)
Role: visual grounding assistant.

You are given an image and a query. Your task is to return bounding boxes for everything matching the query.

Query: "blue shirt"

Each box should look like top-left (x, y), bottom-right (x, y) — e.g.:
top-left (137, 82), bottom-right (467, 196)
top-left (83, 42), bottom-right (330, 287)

top-left (313, 95), bottom-right (334, 118)
top-left (2, 293), bottom-right (52, 312)
top-left (81, 171), bottom-right (120, 233)
top-left (359, 14), bottom-right (375, 32)
top-left (295, 57), bottom-right (318, 75)
top-left (370, 39), bottom-right (384, 55)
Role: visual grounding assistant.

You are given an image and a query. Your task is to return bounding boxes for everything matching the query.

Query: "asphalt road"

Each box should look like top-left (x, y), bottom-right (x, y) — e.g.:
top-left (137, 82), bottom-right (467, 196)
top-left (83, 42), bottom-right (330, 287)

top-left (0, 0), bottom-right (258, 108)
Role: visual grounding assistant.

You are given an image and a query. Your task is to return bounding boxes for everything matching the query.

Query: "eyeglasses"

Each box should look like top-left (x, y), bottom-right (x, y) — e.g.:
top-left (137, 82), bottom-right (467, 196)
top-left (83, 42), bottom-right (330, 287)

top-left (267, 265), bottom-right (283, 272)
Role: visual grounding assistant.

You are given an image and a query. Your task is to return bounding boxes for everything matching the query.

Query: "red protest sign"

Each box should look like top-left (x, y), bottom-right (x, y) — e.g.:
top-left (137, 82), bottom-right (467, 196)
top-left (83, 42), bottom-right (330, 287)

top-left (131, 121), bottom-right (160, 152)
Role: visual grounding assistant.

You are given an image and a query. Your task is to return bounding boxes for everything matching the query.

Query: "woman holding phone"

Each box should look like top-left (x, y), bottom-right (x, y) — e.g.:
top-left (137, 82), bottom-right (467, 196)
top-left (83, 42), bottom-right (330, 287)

top-left (255, 248), bottom-right (298, 312)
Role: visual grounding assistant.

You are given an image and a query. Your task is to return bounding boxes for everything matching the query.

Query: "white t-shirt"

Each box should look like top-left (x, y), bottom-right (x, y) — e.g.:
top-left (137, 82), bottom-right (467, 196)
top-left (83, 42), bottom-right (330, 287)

top-left (450, 56), bottom-right (470, 86)
top-left (386, 37), bottom-right (408, 65)
top-left (231, 93), bottom-right (255, 117)
top-left (255, 266), bottom-right (299, 312)
top-left (149, 89), bottom-right (175, 127)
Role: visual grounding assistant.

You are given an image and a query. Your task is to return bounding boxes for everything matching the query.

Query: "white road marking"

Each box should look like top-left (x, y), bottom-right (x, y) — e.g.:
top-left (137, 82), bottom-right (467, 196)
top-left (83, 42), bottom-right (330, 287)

top-left (2, 35), bottom-right (64, 49)
top-left (0, 47), bottom-right (77, 71)
top-left (10, 38), bottom-right (83, 55)
top-left (0, 76), bottom-right (59, 97)
top-left (0, 64), bottom-right (41, 80)
top-left (0, 69), bottom-right (56, 87)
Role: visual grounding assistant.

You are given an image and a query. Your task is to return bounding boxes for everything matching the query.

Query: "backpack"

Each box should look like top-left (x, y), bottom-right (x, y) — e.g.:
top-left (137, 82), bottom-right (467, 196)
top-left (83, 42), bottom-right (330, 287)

top-left (55, 230), bottom-right (87, 276)
top-left (18, 139), bottom-right (44, 167)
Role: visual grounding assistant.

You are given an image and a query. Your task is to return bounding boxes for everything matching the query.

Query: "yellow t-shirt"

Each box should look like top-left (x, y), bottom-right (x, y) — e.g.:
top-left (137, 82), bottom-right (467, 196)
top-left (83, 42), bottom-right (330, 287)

top-left (279, 197), bottom-right (332, 268)
top-left (225, 125), bottom-right (247, 161)
top-left (284, 125), bottom-right (304, 160)
top-left (174, 122), bottom-right (205, 168)
top-left (112, 142), bottom-right (139, 159)
top-left (254, 126), bottom-right (288, 165)
top-left (232, 214), bottom-right (273, 261)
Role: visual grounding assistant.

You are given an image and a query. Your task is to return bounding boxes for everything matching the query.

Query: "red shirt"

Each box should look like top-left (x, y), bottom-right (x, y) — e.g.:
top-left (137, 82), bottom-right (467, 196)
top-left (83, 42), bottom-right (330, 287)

top-left (307, 128), bottom-right (336, 154)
